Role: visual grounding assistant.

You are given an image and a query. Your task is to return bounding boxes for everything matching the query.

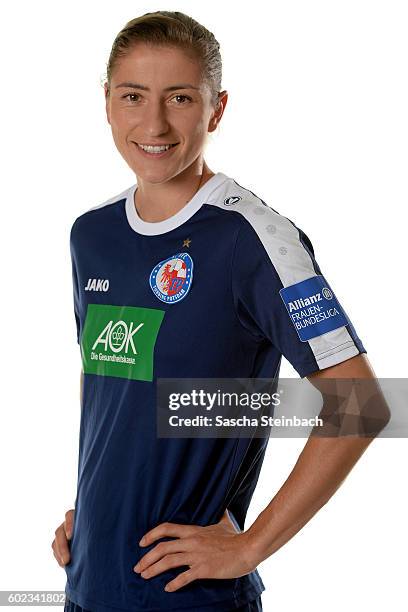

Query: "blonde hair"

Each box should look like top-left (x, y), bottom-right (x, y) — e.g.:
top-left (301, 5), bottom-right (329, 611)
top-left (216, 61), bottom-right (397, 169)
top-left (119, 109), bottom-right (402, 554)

top-left (105, 11), bottom-right (222, 107)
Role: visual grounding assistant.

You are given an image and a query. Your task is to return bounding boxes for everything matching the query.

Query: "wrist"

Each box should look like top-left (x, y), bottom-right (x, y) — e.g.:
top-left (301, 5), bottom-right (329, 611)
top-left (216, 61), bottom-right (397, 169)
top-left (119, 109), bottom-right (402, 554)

top-left (241, 526), bottom-right (268, 569)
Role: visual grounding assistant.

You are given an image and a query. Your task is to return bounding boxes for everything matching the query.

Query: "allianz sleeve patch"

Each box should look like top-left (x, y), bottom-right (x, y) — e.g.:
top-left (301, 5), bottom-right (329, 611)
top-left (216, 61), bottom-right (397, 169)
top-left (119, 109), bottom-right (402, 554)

top-left (279, 275), bottom-right (348, 342)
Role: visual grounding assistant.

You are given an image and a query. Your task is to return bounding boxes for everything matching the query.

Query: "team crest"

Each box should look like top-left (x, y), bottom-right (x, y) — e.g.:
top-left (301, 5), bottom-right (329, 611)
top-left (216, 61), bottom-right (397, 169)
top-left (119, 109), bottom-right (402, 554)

top-left (149, 252), bottom-right (193, 304)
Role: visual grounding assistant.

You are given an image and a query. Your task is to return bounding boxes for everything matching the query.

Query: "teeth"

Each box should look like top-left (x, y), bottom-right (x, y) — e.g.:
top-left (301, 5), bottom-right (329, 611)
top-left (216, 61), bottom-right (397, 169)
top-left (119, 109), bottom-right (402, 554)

top-left (138, 143), bottom-right (174, 153)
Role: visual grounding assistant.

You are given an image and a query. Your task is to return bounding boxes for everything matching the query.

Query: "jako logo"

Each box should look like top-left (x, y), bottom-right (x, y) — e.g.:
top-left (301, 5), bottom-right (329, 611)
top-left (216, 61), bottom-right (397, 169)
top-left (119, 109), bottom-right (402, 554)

top-left (85, 278), bottom-right (109, 292)
top-left (224, 196), bottom-right (242, 206)
top-left (92, 320), bottom-right (144, 354)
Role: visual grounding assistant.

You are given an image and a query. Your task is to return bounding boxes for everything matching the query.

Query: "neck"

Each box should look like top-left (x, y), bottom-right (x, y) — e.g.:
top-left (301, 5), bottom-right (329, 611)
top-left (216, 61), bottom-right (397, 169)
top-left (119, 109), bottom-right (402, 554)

top-left (134, 158), bottom-right (215, 223)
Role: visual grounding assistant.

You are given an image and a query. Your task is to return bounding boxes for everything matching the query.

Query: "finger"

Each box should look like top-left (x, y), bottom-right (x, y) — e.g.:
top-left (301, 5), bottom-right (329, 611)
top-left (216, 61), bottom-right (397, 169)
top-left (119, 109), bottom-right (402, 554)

top-left (54, 525), bottom-right (71, 565)
top-left (51, 540), bottom-right (65, 568)
top-left (135, 539), bottom-right (190, 572)
top-left (140, 522), bottom-right (198, 546)
top-left (52, 548), bottom-right (63, 567)
top-left (164, 567), bottom-right (200, 592)
top-left (64, 510), bottom-right (75, 540)
top-left (140, 553), bottom-right (192, 579)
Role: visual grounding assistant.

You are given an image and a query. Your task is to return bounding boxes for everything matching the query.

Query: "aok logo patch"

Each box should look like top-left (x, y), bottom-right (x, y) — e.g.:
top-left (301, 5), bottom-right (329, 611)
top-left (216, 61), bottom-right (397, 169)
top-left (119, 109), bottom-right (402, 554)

top-left (279, 275), bottom-right (348, 342)
top-left (81, 304), bottom-right (165, 381)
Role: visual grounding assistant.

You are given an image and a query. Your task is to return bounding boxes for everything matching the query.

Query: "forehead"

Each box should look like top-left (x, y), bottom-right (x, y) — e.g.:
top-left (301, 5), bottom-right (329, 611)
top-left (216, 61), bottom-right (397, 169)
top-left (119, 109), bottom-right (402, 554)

top-left (111, 43), bottom-right (204, 87)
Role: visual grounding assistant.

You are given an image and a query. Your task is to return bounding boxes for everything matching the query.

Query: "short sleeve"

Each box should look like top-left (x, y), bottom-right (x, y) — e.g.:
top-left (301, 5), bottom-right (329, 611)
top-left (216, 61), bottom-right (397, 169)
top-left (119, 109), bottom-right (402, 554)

top-left (231, 216), bottom-right (366, 378)
top-left (69, 224), bottom-right (81, 345)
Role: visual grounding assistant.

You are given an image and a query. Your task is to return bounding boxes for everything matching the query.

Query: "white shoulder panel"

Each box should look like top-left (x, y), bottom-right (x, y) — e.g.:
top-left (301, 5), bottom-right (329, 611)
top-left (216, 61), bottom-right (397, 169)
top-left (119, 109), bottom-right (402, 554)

top-left (207, 177), bottom-right (359, 371)
top-left (86, 185), bottom-right (135, 213)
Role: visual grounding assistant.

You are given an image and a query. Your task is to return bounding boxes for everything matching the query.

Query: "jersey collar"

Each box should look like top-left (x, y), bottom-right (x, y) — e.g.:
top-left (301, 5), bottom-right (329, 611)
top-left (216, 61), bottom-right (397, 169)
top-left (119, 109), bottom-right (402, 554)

top-left (125, 172), bottom-right (228, 236)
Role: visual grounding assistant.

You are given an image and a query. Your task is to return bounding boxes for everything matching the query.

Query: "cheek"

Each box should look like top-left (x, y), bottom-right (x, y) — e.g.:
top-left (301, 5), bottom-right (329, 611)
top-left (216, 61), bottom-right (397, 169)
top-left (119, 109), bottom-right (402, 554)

top-left (184, 115), bottom-right (209, 144)
top-left (109, 106), bottom-right (133, 135)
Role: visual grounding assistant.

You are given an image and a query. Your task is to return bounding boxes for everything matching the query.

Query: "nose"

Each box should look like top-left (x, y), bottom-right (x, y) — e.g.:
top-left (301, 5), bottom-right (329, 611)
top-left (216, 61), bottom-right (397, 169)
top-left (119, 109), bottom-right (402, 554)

top-left (140, 99), bottom-right (170, 138)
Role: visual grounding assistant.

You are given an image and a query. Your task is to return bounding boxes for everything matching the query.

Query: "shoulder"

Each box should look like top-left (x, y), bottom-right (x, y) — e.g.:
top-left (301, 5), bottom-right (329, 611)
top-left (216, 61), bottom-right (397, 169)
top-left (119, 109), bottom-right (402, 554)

top-left (208, 174), bottom-right (316, 265)
top-left (70, 184), bottom-right (134, 240)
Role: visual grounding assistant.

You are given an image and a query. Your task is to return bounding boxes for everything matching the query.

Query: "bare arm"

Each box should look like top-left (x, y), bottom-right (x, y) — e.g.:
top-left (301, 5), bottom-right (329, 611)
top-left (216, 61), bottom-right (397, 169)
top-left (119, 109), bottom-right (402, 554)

top-left (245, 354), bottom-right (390, 563)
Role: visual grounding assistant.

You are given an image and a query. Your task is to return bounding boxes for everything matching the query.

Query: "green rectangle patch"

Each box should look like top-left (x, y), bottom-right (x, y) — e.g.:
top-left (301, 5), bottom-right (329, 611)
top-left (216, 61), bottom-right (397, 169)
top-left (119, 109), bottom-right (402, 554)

top-left (81, 304), bottom-right (165, 382)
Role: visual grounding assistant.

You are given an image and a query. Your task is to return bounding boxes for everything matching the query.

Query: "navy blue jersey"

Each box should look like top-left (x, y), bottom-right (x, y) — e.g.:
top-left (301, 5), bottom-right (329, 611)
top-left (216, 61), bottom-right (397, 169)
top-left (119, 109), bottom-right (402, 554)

top-left (65, 172), bottom-right (366, 611)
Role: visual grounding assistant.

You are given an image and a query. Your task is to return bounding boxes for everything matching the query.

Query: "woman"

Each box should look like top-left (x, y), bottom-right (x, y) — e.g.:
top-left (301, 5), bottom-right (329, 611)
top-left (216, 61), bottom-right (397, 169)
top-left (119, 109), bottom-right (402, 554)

top-left (51, 10), bottom-right (380, 612)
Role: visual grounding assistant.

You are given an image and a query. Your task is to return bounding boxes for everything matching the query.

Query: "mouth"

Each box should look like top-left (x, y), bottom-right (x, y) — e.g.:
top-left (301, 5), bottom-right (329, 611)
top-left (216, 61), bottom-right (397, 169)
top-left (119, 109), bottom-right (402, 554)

top-left (133, 142), bottom-right (179, 158)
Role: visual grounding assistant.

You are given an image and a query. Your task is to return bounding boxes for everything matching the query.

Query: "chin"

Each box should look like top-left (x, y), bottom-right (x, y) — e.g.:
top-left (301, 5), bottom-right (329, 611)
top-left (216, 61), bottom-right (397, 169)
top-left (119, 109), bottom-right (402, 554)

top-left (133, 168), bottom-right (177, 185)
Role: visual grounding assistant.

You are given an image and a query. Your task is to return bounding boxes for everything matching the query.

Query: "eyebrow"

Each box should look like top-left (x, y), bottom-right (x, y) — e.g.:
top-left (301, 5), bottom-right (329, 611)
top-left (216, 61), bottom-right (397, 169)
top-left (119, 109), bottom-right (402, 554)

top-left (115, 82), bottom-right (200, 91)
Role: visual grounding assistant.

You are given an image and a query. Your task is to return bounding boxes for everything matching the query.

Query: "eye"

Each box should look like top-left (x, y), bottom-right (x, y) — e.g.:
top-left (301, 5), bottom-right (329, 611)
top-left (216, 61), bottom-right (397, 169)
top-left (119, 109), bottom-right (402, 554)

top-left (171, 94), bottom-right (192, 105)
top-left (122, 93), bottom-right (140, 103)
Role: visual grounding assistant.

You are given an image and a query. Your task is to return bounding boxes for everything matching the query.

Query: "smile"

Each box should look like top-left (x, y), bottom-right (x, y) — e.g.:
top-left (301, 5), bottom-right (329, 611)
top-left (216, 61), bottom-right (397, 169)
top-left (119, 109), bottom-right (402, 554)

top-left (136, 142), bottom-right (179, 154)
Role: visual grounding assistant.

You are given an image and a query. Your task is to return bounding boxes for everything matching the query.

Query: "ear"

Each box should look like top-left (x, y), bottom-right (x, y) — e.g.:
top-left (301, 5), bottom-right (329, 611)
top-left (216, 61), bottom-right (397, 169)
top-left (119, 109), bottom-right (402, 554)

top-left (208, 90), bottom-right (228, 133)
top-left (104, 82), bottom-right (111, 125)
